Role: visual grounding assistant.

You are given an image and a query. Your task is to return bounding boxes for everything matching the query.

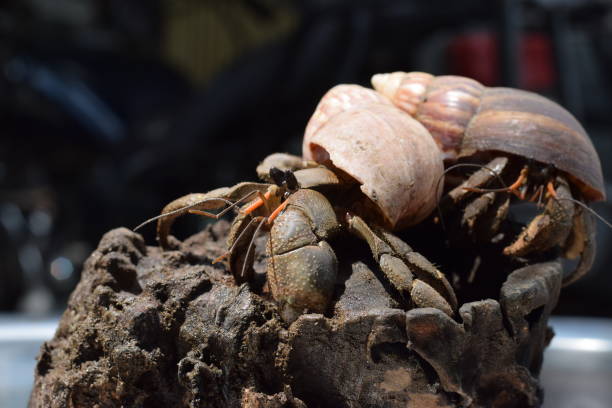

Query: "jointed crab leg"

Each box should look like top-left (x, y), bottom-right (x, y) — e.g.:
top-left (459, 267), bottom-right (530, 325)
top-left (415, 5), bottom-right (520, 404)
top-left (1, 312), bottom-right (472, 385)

top-left (154, 182), bottom-right (270, 249)
top-left (236, 215), bottom-right (268, 281)
top-left (212, 215), bottom-right (263, 264)
top-left (501, 174), bottom-right (597, 286)
top-left (443, 159), bottom-right (600, 288)
top-left (186, 189), bottom-right (269, 220)
top-left (443, 157), bottom-right (511, 239)
top-left (462, 165), bottom-right (529, 200)
top-left (445, 157), bottom-right (509, 205)
top-left (214, 198), bottom-right (291, 271)
top-left (562, 207), bottom-right (596, 286)
top-left (346, 214), bottom-right (457, 316)
top-left (503, 177), bottom-right (574, 257)
top-left (256, 153), bottom-right (319, 181)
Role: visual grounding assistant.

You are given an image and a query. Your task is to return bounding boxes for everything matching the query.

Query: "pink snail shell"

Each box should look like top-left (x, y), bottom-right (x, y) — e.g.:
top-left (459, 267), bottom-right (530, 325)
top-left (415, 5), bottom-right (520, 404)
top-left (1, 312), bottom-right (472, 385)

top-left (372, 71), bottom-right (605, 202)
top-left (302, 84), bottom-right (444, 229)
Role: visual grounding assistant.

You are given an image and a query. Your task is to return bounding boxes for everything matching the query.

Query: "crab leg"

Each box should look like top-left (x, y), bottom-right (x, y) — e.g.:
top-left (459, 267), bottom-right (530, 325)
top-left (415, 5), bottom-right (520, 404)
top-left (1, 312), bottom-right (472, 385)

top-left (445, 157), bottom-right (509, 205)
top-left (443, 157), bottom-right (511, 240)
top-left (561, 207), bottom-right (596, 286)
top-left (462, 165), bottom-right (528, 200)
top-left (347, 214), bottom-right (457, 316)
top-left (503, 177), bottom-right (574, 257)
top-left (155, 182), bottom-right (270, 249)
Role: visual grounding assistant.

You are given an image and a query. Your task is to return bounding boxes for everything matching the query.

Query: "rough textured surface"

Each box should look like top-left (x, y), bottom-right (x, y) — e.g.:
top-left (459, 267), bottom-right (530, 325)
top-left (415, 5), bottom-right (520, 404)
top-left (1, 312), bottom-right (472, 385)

top-left (303, 85), bottom-right (444, 230)
top-left (30, 223), bottom-right (562, 407)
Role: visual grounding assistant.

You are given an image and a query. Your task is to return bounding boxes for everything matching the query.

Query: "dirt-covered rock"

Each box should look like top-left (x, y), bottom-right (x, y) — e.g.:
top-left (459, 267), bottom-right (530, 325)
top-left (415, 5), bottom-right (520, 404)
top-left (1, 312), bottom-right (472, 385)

top-left (30, 222), bottom-right (562, 407)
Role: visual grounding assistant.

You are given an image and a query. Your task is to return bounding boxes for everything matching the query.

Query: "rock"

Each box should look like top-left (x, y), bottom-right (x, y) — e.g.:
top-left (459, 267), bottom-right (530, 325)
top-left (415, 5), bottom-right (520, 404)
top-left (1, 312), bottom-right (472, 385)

top-left (30, 223), bottom-right (562, 407)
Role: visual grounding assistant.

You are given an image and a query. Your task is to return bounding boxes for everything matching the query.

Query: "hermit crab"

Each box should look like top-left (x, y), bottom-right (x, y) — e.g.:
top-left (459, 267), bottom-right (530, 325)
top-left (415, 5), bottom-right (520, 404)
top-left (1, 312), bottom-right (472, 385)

top-left (371, 71), bottom-right (606, 285)
top-left (136, 85), bottom-right (458, 323)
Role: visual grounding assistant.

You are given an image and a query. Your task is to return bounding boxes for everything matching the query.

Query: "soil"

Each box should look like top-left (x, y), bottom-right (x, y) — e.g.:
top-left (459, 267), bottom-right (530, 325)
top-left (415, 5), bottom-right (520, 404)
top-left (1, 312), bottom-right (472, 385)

top-left (29, 221), bottom-right (562, 407)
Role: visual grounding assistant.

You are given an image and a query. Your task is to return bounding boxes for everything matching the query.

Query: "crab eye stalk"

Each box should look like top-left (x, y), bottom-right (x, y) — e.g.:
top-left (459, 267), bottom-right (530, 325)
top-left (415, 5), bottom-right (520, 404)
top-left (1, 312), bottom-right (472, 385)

top-left (269, 167), bottom-right (285, 187)
top-left (269, 167), bottom-right (300, 193)
top-left (284, 170), bottom-right (300, 191)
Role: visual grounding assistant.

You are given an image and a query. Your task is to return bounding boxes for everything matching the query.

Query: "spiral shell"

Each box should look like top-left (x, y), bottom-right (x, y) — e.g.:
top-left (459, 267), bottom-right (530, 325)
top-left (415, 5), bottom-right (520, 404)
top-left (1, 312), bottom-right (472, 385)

top-left (302, 84), bottom-right (444, 229)
top-left (372, 71), bottom-right (605, 202)
top-left (302, 84), bottom-right (393, 161)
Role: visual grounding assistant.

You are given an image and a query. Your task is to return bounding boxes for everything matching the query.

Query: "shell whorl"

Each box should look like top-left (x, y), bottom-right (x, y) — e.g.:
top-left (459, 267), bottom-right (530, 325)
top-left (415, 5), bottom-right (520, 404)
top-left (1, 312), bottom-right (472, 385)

top-left (303, 85), bottom-right (443, 229)
top-left (462, 87), bottom-right (605, 201)
top-left (371, 72), bottom-right (433, 116)
top-left (373, 71), bottom-right (605, 201)
top-left (372, 72), bottom-right (485, 159)
top-left (303, 85), bottom-right (392, 161)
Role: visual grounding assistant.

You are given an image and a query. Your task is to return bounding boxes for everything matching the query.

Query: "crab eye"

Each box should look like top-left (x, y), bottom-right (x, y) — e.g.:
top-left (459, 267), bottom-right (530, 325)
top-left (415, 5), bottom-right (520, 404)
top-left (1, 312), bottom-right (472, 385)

top-left (284, 170), bottom-right (300, 191)
top-left (269, 167), bottom-right (285, 187)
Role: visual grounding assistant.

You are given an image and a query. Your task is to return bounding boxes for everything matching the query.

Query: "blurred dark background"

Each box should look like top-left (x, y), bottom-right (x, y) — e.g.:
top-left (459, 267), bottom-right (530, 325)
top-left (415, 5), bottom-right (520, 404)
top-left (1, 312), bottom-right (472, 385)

top-left (1, 0), bottom-right (611, 317)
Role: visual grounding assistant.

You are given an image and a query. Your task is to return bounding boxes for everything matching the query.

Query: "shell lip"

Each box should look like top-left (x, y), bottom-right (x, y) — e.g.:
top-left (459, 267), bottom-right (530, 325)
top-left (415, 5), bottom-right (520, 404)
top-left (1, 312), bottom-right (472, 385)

top-left (308, 141), bottom-right (397, 229)
top-left (306, 105), bottom-right (444, 230)
top-left (566, 173), bottom-right (606, 202)
top-left (458, 148), bottom-right (606, 202)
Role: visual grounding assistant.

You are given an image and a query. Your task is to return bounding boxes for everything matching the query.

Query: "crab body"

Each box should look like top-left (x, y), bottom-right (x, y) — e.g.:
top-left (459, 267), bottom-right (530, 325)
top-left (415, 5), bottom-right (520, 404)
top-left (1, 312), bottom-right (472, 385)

top-left (146, 75), bottom-right (604, 323)
top-left (373, 71), bottom-right (605, 284)
top-left (153, 89), bottom-right (455, 322)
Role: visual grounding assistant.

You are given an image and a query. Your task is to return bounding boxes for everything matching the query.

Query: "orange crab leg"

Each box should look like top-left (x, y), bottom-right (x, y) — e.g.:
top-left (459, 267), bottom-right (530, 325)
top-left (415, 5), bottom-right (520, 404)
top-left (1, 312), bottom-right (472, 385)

top-left (212, 215), bottom-right (265, 264)
top-left (212, 252), bottom-right (229, 264)
top-left (243, 191), bottom-right (272, 215)
top-left (186, 190), bottom-right (271, 220)
top-left (546, 180), bottom-right (557, 199)
top-left (505, 167), bottom-right (528, 199)
top-left (462, 166), bottom-right (528, 199)
top-left (267, 200), bottom-right (289, 225)
top-left (528, 185), bottom-right (545, 204)
top-left (188, 209), bottom-right (218, 218)
top-left (188, 193), bottom-right (267, 218)
top-left (212, 200), bottom-right (289, 264)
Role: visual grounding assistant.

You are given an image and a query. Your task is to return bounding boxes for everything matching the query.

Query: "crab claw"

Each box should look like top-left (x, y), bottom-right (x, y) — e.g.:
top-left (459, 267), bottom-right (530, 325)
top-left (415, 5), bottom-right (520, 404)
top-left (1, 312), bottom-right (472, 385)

top-left (155, 183), bottom-right (270, 249)
top-left (347, 214), bottom-right (458, 316)
top-left (559, 205), bottom-right (596, 286)
top-left (503, 177), bottom-right (574, 258)
top-left (502, 175), bottom-right (598, 286)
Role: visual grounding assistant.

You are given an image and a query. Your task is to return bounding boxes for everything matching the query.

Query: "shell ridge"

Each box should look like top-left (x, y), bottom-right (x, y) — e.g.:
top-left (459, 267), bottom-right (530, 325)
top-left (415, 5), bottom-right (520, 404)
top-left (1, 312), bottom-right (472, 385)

top-left (462, 110), bottom-right (604, 200)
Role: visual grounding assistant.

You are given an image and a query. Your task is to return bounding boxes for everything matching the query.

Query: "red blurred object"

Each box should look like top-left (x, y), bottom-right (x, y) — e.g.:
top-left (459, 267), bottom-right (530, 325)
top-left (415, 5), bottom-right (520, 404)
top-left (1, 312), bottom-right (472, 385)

top-left (448, 31), bottom-right (556, 91)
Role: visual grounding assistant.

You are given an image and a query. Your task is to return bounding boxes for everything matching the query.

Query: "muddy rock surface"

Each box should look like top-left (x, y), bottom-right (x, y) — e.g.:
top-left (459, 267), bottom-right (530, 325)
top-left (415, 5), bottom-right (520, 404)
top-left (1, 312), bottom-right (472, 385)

top-left (30, 222), bottom-right (562, 407)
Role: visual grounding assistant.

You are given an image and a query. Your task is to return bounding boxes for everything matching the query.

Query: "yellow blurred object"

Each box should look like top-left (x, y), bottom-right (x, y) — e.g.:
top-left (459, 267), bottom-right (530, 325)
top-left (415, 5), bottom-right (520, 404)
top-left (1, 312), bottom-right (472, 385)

top-left (162, 1), bottom-right (297, 85)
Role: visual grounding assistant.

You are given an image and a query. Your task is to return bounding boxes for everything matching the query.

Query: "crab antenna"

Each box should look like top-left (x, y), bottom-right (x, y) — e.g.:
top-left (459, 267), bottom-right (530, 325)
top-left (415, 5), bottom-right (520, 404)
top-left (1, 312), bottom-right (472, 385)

top-left (555, 197), bottom-right (612, 230)
top-left (133, 189), bottom-right (269, 233)
top-left (434, 163), bottom-right (509, 233)
top-left (132, 197), bottom-right (235, 232)
top-left (213, 215), bottom-right (262, 265)
top-left (267, 223), bottom-right (279, 291)
top-left (240, 216), bottom-right (268, 280)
